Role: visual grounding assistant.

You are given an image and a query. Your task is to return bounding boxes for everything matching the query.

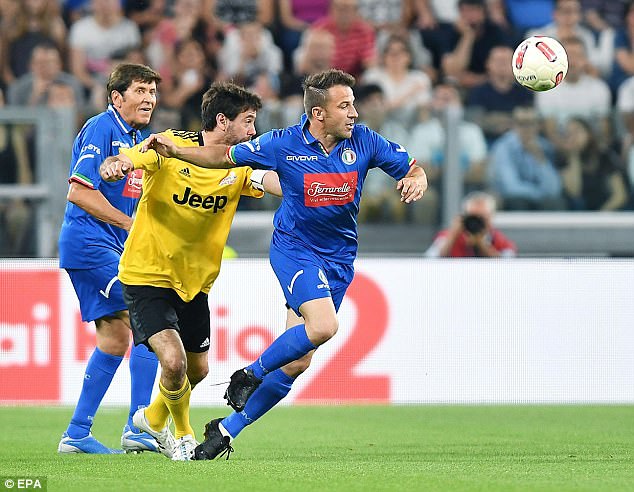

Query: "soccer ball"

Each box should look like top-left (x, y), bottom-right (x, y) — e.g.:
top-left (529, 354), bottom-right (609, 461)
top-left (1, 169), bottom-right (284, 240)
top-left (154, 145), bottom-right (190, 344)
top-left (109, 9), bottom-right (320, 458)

top-left (512, 36), bottom-right (568, 92)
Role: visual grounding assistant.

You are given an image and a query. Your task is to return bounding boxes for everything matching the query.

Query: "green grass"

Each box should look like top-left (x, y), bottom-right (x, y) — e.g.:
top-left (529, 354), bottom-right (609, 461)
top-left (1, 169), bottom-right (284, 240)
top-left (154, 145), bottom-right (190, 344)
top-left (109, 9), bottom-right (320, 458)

top-left (0, 406), bottom-right (632, 491)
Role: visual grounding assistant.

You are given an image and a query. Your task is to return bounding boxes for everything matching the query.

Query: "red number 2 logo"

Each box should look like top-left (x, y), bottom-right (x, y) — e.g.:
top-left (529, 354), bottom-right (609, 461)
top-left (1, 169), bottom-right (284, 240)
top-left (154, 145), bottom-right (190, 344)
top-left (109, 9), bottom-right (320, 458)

top-left (295, 272), bottom-right (390, 403)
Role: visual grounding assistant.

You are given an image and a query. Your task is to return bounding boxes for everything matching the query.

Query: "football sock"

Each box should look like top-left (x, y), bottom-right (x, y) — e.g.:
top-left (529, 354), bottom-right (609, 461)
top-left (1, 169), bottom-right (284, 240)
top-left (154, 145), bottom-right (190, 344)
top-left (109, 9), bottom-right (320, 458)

top-left (127, 344), bottom-right (159, 432)
top-left (144, 393), bottom-right (170, 432)
top-left (160, 378), bottom-right (194, 439)
top-left (247, 324), bottom-right (316, 380)
top-left (221, 369), bottom-right (295, 439)
top-left (66, 347), bottom-right (123, 439)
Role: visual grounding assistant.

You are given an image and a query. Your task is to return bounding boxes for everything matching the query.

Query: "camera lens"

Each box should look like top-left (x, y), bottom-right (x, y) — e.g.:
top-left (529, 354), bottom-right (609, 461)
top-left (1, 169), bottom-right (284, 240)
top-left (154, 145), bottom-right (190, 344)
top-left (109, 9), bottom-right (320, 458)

top-left (463, 214), bottom-right (485, 234)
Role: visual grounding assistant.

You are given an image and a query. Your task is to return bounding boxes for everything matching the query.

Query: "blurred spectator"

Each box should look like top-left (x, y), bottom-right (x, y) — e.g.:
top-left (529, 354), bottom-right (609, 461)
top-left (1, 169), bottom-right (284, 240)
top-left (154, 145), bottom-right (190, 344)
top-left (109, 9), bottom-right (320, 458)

top-left (490, 106), bottom-right (564, 210)
top-left (555, 117), bottom-right (629, 210)
top-left (484, 0), bottom-right (522, 46)
top-left (7, 43), bottom-right (84, 107)
top-left (527, 0), bottom-right (612, 76)
top-left (608, 2), bottom-right (634, 94)
top-left (580, 0), bottom-right (628, 31)
top-left (425, 191), bottom-right (517, 257)
top-left (124, 0), bottom-right (167, 38)
top-left (409, 83), bottom-right (489, 195)
top-left (355, 83), bottom-right (437, 224)
top-left (616, 73), bottom-right (634, 187)
top-left (0, 87), bottom-right (34, 256)
top-left (535, 36), bottom-right (612, 149)
top-left (277, 0), bottom-right (329, 68)
top-left (280, 28), bottom-right (336, 125)
top-left (146, 0), bottom-right (222, 84)
top-left (362, 34), bottom-right (433, 125)
top-left (466, 45), bottom-right (533, 144)
top-left (218, 21), bottom-right (283, 85)
top-left (360, 0), bottom-right (433, 73)
top-left (68, 0), bottom-right (141, 104)
top-left (312, 0), bottom-right (378, 77)
top-left (441, 0), bottom-right (510, 89)
top-left (405, 0), bottom-right (460, 70)
top-left (502, 0), bottom-right (554, 35)
top-left (1, 0), bottom-right (67, 84)
top-left (160, 38), bottom-right (213, 130)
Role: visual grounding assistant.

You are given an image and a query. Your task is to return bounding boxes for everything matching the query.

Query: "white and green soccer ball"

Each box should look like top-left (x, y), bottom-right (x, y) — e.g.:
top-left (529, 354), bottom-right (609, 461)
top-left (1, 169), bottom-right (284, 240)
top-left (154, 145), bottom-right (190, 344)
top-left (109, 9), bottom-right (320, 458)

top-left (512, 36), bottom-right (568, 92)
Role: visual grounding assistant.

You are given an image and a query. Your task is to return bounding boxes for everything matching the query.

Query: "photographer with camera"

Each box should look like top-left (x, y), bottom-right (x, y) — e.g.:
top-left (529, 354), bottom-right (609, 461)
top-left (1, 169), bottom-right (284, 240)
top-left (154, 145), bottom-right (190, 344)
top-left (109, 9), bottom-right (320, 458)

top-left (425, 191), bottom-right (517, 257)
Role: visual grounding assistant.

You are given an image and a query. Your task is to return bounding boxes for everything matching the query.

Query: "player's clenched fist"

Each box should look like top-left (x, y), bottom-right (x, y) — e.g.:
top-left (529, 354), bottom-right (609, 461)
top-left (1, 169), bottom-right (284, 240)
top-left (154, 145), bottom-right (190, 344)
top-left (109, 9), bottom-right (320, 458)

top-left (140, 133), bottom-right (178, 157)
top-left (100, 155), bottom-right (134, 181)
top-left (397, 168), bottom-right (428, 203)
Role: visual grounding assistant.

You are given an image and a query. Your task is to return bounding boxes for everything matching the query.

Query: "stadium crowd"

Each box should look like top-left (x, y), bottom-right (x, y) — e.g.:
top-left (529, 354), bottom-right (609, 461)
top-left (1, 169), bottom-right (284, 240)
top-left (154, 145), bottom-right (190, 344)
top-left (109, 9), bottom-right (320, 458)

top-left (2, 0), bottom-right (634, 256)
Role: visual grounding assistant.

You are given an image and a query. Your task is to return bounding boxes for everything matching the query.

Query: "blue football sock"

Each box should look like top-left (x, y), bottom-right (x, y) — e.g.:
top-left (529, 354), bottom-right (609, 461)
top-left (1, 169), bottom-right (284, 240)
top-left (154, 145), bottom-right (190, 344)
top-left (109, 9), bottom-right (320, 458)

top-left (127, 344), bottom-right (159, 432)
top-left (66, 347), bottom-right (123, 439)
top-left (221, 369), bottom-right (295, 438)
top-left (247, 324), bottom-right (315, 380)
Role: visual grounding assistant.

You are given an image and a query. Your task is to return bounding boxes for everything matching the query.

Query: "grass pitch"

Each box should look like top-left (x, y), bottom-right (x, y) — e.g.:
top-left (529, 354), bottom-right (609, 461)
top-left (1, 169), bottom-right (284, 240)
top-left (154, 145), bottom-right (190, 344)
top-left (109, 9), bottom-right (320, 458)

top-left (0, 405), bottom-right (632, 491)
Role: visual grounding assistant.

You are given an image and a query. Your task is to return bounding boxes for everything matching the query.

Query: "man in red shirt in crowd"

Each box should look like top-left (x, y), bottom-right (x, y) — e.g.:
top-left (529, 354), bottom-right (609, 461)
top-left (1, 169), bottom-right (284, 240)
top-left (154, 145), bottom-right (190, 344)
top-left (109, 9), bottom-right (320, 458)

top-left (425, 191), bottom-right (517, 257)
top-left (311, 0), bottom-right (376, 77)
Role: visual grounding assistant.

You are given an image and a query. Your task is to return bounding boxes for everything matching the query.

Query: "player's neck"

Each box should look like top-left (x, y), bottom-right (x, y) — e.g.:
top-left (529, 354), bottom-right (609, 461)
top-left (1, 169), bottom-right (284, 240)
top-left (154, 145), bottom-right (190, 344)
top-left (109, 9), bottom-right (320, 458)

top-left (307, 124), bottom-right (339, 154)
top-left (201, 130), bottom-right (226, 147)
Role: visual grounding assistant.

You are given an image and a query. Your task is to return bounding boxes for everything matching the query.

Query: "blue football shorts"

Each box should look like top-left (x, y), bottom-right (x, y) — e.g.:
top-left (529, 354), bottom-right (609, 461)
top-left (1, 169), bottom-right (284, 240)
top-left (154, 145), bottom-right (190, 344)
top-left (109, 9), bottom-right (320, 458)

top-left (66, 260), bottom-right (127, 322)
top-left (269, 240), bottom-right (354, 317)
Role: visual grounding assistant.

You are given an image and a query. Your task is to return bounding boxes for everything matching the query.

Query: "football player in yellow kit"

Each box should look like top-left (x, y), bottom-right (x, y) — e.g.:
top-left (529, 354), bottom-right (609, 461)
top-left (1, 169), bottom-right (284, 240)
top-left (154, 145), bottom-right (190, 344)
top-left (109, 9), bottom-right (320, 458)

top-left (99, 82), bottom-right (281, 461)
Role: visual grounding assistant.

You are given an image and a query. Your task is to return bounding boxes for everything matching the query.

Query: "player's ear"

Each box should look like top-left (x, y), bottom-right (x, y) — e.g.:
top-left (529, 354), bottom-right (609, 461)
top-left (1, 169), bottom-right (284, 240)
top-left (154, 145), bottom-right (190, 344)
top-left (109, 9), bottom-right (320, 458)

top-left (312, 107), bottom-right (324, 121)
top-left (111, 90), bottom-right (122, 108)
top-left (217, 113), bottom-right (227, 130)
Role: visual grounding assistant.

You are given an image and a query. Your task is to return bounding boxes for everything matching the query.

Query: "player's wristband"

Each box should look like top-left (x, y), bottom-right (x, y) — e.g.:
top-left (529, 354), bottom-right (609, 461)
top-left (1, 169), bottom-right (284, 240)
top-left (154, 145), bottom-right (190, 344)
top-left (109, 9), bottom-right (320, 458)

top-left (250, 169), bottom-right (267, 191)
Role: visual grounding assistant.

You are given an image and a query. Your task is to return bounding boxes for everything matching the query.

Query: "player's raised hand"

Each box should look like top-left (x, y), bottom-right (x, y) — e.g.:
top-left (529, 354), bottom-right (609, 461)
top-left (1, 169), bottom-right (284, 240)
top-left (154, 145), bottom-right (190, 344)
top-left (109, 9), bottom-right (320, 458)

top-left (140, 133), bottom-right (177, 157)
top-left (100, 155), bottom-right (134, 181)
top-left (397, 167), bottom-right (428, 203)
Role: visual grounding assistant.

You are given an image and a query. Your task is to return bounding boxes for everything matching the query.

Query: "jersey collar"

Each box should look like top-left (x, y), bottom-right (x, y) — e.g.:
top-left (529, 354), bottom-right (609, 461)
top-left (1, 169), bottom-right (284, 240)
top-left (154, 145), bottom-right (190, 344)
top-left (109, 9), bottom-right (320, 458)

top-left (108, 104), bottom-right (142, 143)
top-left (300, 113), bottom-right (329, 156)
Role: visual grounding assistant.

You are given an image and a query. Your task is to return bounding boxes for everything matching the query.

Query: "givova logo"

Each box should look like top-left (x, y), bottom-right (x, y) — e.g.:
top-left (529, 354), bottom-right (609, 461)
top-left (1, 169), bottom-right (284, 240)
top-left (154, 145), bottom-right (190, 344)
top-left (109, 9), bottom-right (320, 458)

top-left (173, 186), bottom-right (228, 212)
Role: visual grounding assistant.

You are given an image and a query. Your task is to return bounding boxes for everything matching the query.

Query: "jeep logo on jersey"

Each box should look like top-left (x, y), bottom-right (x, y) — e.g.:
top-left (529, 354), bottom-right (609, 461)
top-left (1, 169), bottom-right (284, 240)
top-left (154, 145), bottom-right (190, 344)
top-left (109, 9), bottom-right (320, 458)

top-left (173, 186), bottom-right (228, 212)
top-left (341, 148), bottom-right (356, 165)
top-left (304, 172), bottom-right (357, 207)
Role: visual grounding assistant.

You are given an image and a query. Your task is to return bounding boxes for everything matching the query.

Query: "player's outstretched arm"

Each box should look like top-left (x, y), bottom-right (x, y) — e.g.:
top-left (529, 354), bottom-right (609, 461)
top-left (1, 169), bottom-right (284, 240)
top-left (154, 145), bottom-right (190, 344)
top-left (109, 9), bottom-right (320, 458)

top-left (100, 155), bottom-right (134, 181)
top-left (397, 164), bottom-right (428, 203)
top-left (141, 133), bottom-right (233, 169)
top-left (251, 170), bottom-right (282, 197)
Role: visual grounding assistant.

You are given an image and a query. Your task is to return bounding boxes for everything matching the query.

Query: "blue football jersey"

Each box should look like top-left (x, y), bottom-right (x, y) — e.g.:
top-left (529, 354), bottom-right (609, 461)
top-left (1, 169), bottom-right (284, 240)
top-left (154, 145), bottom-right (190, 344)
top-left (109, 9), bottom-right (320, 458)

top-left (230, 114), bottom-right (415, 264)
top-left (59, 105), bottom-right (143, 269)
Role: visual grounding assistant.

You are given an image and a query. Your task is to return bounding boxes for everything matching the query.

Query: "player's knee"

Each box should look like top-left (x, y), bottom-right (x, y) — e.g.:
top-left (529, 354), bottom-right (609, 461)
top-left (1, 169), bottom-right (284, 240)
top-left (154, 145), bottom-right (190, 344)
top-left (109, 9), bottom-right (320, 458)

top-left (284, 353), bottom-right (313, 377)
top-left (308, 318), bottom-right (338, 346)
top-left (160, 355), bottom-right (187, 383)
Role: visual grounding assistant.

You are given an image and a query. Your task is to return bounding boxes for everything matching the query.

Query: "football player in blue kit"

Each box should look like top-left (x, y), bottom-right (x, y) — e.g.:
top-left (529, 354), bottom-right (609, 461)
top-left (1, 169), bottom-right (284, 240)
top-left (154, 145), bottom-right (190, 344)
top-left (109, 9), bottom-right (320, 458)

top-left (138, 69), bottom-right (427, 459)
top-left (57, 64), bottom-right (162, 454)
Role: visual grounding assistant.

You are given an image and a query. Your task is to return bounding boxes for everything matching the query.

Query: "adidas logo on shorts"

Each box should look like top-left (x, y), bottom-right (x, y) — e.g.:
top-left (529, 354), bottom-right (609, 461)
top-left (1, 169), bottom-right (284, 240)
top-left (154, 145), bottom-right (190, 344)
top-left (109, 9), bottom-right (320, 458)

top-left (200, 337), bottom-right (210, 348)
top-left (179, 167), bottom-right (191, 178)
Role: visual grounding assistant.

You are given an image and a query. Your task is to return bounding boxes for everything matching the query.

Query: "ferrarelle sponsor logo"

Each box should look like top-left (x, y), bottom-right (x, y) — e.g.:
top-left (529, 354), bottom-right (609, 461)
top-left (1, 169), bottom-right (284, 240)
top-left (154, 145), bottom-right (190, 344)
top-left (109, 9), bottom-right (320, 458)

top-left (307, 181), bottom-right (351, 198)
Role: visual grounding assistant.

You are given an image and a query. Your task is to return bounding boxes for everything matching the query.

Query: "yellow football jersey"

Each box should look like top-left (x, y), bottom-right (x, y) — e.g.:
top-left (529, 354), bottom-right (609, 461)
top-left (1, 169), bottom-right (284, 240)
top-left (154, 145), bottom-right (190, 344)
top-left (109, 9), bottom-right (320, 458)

top-left (118, 129), bottom-right (264, 302)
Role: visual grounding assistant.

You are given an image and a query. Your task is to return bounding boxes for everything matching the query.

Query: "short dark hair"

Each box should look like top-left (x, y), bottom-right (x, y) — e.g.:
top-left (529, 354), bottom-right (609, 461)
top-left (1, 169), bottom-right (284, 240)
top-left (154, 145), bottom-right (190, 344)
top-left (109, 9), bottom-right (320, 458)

top-left (200, 82), bottom-right (262, 131)
top-left (106, 63), bottom-right (161, 104)
top-left (302, 69), bottom-right (355, 115)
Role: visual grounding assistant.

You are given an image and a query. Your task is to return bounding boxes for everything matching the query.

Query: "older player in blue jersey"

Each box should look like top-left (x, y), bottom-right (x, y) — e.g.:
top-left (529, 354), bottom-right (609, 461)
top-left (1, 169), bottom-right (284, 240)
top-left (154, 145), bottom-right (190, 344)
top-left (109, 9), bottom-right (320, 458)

top-left (57, 64), bottom-right (163, 454)
top-left (135, 69), bottom-right (427, 459)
